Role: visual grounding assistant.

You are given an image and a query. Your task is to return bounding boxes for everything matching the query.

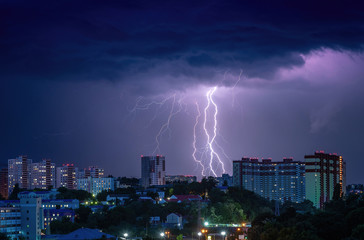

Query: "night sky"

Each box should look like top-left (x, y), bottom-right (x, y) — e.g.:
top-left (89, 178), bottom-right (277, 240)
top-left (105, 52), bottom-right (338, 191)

top-left (1, 0), bottom-right (364, 183)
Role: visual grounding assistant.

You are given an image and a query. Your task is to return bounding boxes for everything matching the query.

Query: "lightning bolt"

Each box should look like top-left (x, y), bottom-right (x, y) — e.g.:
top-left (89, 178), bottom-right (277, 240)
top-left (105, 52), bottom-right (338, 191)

top-left (129, 79), bottom-right (240, 177)
top-left (192, 86), bottom-right (226, 177)
top-left (153, 94), bottom-right (183, 154)
top-left (192, 101), bottom-right (205, 175)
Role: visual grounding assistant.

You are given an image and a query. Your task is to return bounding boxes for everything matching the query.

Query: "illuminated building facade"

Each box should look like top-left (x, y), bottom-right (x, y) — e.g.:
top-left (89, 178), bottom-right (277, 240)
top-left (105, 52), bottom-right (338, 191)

top-left (304, 151), bottom-right (346, 208)
top-left (30, 159), bottom-right (56, 190)
top-left (0, 207), bottom-right (21, 238)
top-left (77, 177), bottom-right (115, 196)
top-left (8, 156), bottom-right (32, 195)
top-left (56, 164), bottom-right (78, 189)
top-left (78, 166), bottom-right (105, 179)
top-left (233, 157), bottom-right (305, 203)
top-left (141, 155), bottom-right (166, 188)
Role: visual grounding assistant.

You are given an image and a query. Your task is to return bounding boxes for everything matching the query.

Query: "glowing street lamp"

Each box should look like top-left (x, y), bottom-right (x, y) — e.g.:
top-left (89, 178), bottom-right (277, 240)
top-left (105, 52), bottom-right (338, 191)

top-left (204, 221), bottom-right (209, 227)
top-left (124, 233), bottom-right (128, 240)
top-left (198, 232), bottom-right (202, 240)
top-left (221, 231), bottom-right (226, 240)
top-left (160, 232), bottom-right (165, 238)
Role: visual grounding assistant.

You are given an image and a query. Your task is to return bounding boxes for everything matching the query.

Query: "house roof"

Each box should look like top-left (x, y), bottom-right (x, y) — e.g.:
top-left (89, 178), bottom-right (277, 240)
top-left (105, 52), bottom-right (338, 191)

top-left (167, 212), bottom-right (182, 217)
top-left (168, 195), bottom-right (202, 202)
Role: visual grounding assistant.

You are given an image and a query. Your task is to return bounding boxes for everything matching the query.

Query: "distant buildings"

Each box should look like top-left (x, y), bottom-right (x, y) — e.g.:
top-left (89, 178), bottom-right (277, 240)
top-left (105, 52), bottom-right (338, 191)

top-left (141, 155), bottom-right (166, 188)
top-left (304, 151), bottom-right (346, 208)
top-left (8, 155), bottom-right (32, 194)
top-left (30, 159), bottom-right (56, 190)
top-left (78, 166), bottom-right (104, 179)
top-left (217, 174), bottom-right (233, 187)
top-left (77, 177), bottom-right (115, 196)
top-left (56, 164), bottom-right (78, 190)
top-left (346, 184), bottom-right (363, 196)
top-left (165, 175), bottom-right (197, 183)
top-left (233, 157), bottom-right (305, 203)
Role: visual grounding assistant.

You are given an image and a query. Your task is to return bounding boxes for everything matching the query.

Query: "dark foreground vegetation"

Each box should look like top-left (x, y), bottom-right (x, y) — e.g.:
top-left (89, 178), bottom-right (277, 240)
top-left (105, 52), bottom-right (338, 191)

top-left (48, 178), bottom-right (364, 240)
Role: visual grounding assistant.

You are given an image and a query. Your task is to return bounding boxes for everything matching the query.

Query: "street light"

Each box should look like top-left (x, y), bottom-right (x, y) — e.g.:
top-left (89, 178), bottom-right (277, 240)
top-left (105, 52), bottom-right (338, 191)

top-left (204, 221), bottom-right (209, 227)
top-left (221, 231), bottom-right (226, 240)
top-left (124, 233), bottom-right (128, 240)
top-left (160, 232), bottom-right (165, 237)
top-left (198, 232), bottom-right (202, 240)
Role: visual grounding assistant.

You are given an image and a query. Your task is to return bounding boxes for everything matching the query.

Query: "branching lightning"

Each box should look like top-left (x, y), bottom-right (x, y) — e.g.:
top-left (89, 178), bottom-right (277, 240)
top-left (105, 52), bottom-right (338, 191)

top-left (129, 73), bottom-right (243, 177)
top-left (152, 94), bottom-right (183, 154)
top-left (192, 86), bottom-right (226, 177)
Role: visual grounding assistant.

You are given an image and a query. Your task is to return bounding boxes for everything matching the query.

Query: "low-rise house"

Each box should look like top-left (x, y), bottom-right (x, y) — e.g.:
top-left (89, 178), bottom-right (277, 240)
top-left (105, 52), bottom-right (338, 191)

top-left (165, 213), bottom-right (183, 229)
top-left (167, 195), bottom-right (202, 203)
top-left (106, 194), bottom-right (130, 205)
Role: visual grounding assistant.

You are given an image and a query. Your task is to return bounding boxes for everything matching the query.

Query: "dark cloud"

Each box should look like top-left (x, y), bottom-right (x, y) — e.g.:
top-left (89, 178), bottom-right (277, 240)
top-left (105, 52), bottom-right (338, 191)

top-left (2, 0), bottom-right (364, 184)
top-left (1, 0), bottom-right (364, 85)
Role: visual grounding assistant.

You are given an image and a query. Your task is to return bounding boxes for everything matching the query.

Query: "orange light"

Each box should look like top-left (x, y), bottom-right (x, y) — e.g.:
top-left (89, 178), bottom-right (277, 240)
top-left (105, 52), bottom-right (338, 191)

top-left (237, 228), bottom-right (241, 231)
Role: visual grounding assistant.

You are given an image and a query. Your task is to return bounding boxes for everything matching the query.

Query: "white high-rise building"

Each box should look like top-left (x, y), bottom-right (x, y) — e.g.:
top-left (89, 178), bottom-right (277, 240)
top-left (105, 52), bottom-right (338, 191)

top-left (30, 159), bottom-right (56, 190)
top-left (56, 164), bottom-right (78, 189)
top-left (8, 156), bottom-right (32, 194)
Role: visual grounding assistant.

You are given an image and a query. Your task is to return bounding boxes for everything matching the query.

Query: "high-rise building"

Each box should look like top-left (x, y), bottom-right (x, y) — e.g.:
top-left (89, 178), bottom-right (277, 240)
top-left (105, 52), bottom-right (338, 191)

top-left (304, 151), bottom-right (346, 208)
top-left (78, 166), bottom-right (105, 179)
top-left (141, 155), bottom-right (166, 188)
top-left (8, 156), bottom-right (32, 194)
top-left (30, 159), bottom-right (56, 190)
top-left (233, 157), bottom-right (305, 203)
top-left (56, 164), bottom-right (78, 189)
top-left (0, 168), bottom-right (8, 199)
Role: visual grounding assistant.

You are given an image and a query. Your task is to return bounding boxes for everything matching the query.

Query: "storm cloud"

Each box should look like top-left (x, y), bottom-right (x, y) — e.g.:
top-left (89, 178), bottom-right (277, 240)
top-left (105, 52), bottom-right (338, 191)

top-left (1, 0), bottom-right (364, 183)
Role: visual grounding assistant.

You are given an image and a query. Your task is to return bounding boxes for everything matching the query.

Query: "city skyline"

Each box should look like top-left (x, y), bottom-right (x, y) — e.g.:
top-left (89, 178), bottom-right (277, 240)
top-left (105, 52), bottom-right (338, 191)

top-left (2, 1), bottom-right (364, 184)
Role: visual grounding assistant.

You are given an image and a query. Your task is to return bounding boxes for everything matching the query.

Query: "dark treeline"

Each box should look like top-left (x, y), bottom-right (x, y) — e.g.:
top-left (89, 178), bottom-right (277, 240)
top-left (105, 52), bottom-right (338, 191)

top-left (248, 195), bottom-right (364, 240)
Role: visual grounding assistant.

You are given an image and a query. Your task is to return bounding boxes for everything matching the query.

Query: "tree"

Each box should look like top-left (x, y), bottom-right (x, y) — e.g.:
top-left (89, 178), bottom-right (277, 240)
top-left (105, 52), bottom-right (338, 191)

top-left (0, 233), bottom-right (10, 240)
top-left (56, 187), bottom-right (92, 201)
top-left (8, 183), bottom-right (23, 200)
top-left (50, 217), bottom-right (80, 234)
top-left (96, 190), bottom-right (113, 202)
top-left (75, 205), bottom-right (92, 224)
